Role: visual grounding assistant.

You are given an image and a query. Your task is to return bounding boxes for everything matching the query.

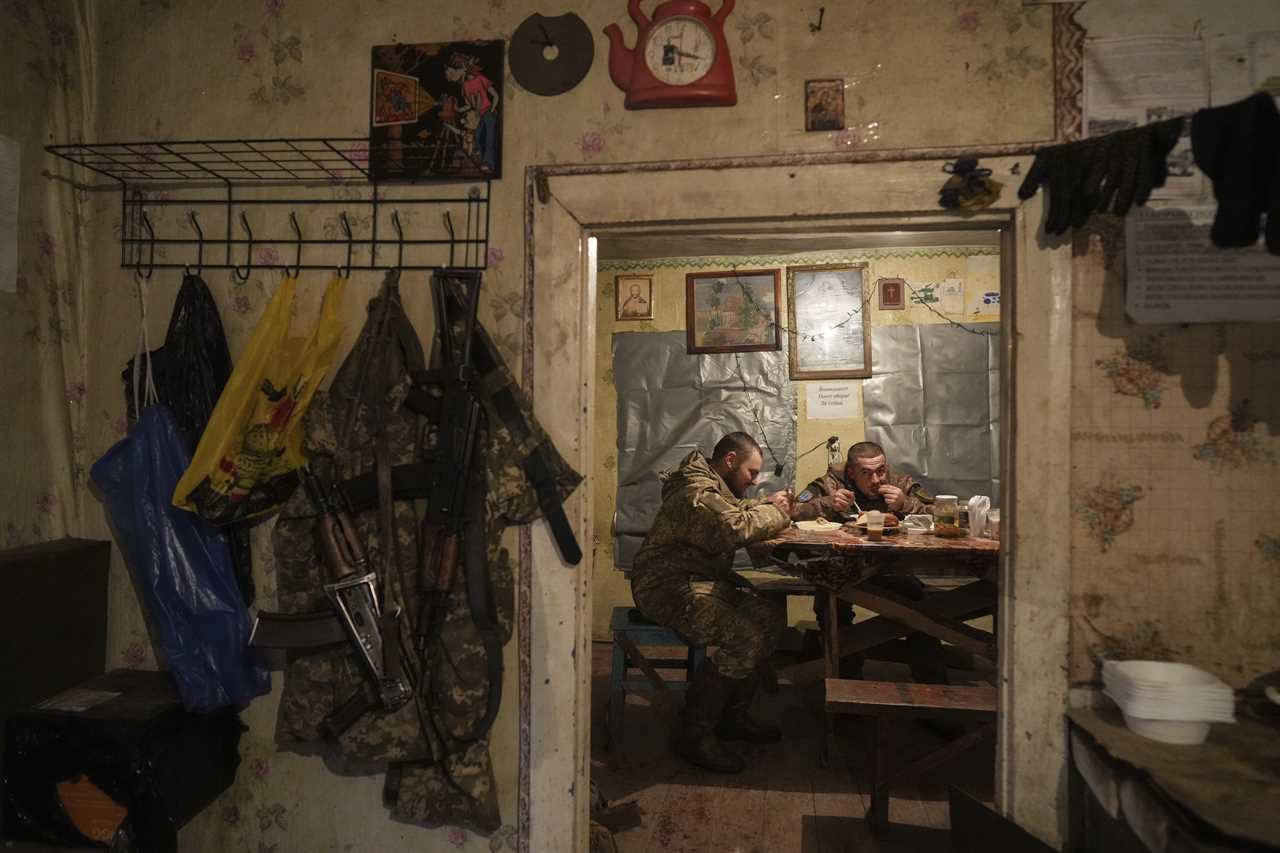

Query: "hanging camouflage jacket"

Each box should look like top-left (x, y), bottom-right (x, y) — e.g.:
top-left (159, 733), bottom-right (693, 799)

top-left (271, 271), bottom-right (581, 834)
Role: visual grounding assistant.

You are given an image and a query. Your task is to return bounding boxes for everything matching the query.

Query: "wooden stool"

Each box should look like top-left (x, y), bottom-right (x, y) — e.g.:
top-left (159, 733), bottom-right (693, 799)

top-left (826, 679), bottom-right (998, 834)
top-left (607, 607), bottom-right (706, 750)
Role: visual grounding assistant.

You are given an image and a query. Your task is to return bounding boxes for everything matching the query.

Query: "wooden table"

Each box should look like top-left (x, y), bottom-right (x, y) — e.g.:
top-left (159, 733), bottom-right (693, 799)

top-left (1069, 707), bottom-right (1280, 851)
top-left (748, 525), bottom-right (1000, 679)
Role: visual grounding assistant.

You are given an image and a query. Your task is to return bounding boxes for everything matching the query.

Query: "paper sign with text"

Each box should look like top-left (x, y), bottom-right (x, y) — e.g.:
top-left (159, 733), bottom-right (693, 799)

top-left (806, 382), bottom-right (861, 420)
top-left (1126, 206), bottom-right (1280, 323)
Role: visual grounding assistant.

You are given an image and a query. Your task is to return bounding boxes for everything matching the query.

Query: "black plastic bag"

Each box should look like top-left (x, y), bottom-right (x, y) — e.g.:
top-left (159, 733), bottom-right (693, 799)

top-left (122, 273), bottom-right (255, 605)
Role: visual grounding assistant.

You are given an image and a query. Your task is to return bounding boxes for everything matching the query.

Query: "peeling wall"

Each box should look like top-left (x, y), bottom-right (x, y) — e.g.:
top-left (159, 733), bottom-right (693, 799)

top-left (1066, 4), bottom-right (1280, 691)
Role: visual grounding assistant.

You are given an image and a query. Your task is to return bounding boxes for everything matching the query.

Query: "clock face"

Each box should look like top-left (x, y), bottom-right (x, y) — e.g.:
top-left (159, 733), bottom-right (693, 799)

top-left (642, 17), bottom-right (716, 86)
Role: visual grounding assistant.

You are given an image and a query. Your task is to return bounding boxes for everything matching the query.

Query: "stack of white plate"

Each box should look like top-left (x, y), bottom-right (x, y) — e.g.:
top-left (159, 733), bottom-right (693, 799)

top-left (1102, 660), bottom-right (1236, 745)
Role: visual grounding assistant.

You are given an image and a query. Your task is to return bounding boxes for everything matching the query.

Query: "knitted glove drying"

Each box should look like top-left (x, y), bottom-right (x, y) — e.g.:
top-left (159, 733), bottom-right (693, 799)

top-left (1192, 91), bottom-right (1280, 253)
top-left (1018, 117), bottom-right (1185, 235)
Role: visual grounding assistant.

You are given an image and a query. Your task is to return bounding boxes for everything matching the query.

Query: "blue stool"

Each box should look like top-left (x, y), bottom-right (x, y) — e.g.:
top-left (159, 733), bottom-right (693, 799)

top-left (607, 606), bottom-right (706, 750)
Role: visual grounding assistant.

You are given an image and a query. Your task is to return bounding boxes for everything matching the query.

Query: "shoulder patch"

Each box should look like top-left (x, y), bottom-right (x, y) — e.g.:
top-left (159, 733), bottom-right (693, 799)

top-left (796, 489), bottom-right (814, 503)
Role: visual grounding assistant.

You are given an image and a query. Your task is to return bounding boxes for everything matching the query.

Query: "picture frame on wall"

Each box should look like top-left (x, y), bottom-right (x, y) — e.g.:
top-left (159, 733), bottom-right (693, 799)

top-left (616, 274), bottom-right (654, 321)
top-left (369, 39), bottom-right (504, 180)
top-left (787, 263), bottom-right (871, 380)
top-left (878, 277), bottom-right (906, 310)
top-left (804, 79), bottom-right (845, 132)
top-left (686, 269), bottom-right (781, 354)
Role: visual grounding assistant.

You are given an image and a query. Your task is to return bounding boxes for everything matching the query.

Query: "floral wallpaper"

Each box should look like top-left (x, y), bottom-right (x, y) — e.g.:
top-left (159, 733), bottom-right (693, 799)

top-left (1070, 224), bottom-right (1280, 688)
top-left (1, 0), bottom-right (92, 551)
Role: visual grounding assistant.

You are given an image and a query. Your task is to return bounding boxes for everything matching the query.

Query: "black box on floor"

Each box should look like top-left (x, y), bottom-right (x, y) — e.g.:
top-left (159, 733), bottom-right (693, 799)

top-left (1, 669), bottom-right (245, 852)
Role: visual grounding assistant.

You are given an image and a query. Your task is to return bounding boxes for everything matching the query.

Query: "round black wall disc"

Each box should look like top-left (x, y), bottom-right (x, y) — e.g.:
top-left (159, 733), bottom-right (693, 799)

top-left (510, 12), bottom-right (594, 97)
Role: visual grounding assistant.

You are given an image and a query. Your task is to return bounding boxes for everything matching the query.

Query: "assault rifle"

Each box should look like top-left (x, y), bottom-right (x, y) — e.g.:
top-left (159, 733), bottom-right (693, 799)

top-left (250, 468), bottom-right (411, 735)
top-left (410, 269), bottom-right (503, 745)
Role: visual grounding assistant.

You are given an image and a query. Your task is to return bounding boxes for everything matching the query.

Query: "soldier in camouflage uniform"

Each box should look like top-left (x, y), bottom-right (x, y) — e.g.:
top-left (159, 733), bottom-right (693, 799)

top-left (791, 440), bottom-right (946, 683)
top-left (630, 432), bottom-right (793, 774)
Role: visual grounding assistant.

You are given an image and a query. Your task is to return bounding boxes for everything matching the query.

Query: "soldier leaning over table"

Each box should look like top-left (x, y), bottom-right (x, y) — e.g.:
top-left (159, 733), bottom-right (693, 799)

top-left (790, 441), bottom-right (948, 684)
top-left (629, 431), bottom-right (793, 774)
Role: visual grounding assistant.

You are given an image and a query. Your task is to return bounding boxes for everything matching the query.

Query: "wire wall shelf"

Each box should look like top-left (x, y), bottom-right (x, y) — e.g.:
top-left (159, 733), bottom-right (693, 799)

top-left (46, 137), bottom-right (491, 274)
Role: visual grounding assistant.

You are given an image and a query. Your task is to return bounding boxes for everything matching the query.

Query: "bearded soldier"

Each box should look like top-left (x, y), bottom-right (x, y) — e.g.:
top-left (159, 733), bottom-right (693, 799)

top-left (630, 432), bottom-right (793, 774)
top-left (791, 441), bottom-right (947, 684)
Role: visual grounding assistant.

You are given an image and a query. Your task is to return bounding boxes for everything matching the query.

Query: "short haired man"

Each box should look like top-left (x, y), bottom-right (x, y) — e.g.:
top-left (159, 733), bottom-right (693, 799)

top-left (791, 441), bottom-right (947, 684)
top-left (630, 432), bottom-right (793, 773)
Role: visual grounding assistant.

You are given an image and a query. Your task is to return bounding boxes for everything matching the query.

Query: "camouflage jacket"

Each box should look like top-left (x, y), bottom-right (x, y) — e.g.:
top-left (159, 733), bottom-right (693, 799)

top-left (631, 450), bottom-right (790, 595)
top-left (790, 463), bottom-right (926, 521)
top-left (273, 272), bottom-right (582, 836)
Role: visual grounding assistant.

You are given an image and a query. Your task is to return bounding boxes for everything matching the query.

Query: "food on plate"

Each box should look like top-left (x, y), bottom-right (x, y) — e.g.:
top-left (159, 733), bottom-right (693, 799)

top-left (854, 512), bottom-right (899, 528)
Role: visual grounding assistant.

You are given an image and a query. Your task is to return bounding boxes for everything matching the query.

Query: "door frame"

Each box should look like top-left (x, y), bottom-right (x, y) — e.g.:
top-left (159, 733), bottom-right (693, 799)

top-left (515, 150), bottom-right (1074, 853)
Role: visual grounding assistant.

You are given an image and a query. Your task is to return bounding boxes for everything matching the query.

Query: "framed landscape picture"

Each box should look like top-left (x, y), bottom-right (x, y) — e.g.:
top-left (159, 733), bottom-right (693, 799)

top-left (685, 269), bottom-right (781, 354)
top-left (786, 263), bottom-right (871, 380)
top-left (369, 39), bottom-right (504, 180)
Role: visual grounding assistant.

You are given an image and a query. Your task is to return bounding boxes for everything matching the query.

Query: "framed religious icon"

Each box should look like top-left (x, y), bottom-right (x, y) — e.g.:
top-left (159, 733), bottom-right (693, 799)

top-left (615, 274), bottom-right (654, 321)
top-left (685, 269), bottom-right (781, 354)
top-left (878, 276), bottom-right (906, 310)
top-left (787, 263), bottom-right (871, 380)
top-left (804, 79), bottom-right (845, 132)
top-left (369, 40), bottom-right (504, 180)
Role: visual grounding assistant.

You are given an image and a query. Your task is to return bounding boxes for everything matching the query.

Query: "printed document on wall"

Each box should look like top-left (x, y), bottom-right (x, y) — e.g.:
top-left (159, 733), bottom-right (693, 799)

top-left (1084, 36), bottom-right (1207, 199)
top-left (1125, 206), bottom-right (1280, 324)
top-left (806, 383), bottom-right (860, 420)
top-left (0, 137), bottom-right (17, 294)
top-left (1210, 31), bottom-right (1280, 106)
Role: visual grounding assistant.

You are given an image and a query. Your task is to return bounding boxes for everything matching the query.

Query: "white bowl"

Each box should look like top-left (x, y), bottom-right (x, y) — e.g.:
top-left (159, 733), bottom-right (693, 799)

top-left (1105, 660), bottom-right (1223, 689)
top-left (1121, 712), bottom-right (1211, 745)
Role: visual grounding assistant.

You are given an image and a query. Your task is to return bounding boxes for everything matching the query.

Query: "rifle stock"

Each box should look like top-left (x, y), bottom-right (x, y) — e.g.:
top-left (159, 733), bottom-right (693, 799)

top-left (250, 469), bottom-right (411, 736)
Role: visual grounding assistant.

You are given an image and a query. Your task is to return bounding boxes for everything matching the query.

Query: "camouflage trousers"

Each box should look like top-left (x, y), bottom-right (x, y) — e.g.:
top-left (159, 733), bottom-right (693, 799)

top-left (632, 577), bottom-right (784, 678)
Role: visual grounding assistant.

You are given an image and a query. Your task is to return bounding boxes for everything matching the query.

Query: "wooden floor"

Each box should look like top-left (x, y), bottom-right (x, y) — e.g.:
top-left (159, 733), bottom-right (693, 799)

top-left (590, 641), bottom-right (996, 853)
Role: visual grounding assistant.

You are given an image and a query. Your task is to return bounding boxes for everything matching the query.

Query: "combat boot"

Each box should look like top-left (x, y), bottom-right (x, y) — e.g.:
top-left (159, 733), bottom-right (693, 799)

top-left (906, 633), bottom-right (949, 685)
top-left (715, 671), bottom-right (782, 744)
top-left (674, 660), bottom-right (744, 773)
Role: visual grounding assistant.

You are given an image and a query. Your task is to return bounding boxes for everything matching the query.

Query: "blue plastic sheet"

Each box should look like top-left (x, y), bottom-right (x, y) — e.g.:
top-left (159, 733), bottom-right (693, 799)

top-left (91, 405), bottom-right (269, 711)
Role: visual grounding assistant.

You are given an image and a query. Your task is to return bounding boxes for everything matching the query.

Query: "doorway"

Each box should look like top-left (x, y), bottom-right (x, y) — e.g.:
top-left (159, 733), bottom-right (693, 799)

top-left (518, 157), bottom-right (1075, 852)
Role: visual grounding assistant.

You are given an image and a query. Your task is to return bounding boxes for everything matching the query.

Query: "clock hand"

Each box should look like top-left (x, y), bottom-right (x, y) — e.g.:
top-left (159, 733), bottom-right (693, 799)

top-left (675, 49), bottom-right (705, 60)
top-left (532, 21), bottom-right (558, 48)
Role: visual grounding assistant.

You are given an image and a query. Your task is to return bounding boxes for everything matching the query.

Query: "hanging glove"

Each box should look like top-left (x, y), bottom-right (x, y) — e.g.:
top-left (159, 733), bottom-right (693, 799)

top-left (1019, 117), bottom-right (1184, 235)
top-left (1192, 91), bottom-right (1280, 252)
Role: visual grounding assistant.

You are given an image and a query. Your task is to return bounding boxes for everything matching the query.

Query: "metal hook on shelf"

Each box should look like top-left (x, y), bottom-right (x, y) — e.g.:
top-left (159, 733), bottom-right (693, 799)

top-left (186, 211), bottom-right (204, 277)
top-left (286, 211), bottom-right (303, 277)
top-left (134, 210), bottom-right (156, 280)
top-left (442, 211), bottom-right (456, 268)
top-left (391, 209), bottom-right (405, 269)
top-left (336, 211), bottom-right (353, 278)
top-left (233, 212), bottom-right (254, 282)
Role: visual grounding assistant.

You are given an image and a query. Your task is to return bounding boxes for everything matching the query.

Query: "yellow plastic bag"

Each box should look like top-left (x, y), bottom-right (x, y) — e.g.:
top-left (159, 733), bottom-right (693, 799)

top-left (174, 275), bottom-right (346, 523)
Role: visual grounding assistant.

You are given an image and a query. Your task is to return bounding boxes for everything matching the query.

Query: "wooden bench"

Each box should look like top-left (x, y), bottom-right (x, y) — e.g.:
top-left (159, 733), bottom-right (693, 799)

top-left (826, 678), bottom-right (998, 834)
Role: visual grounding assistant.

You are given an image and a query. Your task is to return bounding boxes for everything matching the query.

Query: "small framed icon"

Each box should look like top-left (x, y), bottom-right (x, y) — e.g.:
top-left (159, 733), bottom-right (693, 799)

top-left (877, 277), bottom-right (906, 311)
top-left (616, 274), bottom-right (654, 321)
top-left (804, 79), bottom-right (845, 132)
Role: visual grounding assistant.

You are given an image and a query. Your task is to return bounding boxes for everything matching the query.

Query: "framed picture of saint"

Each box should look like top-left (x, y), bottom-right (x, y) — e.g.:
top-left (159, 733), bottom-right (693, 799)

top-left (616, 274), bottom-right (654, 321)
top-left (369, 40), bottom-right (504, 180)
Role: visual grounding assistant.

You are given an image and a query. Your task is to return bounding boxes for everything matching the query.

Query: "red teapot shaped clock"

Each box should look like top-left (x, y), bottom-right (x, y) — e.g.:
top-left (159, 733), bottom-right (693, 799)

top-left (604, 0), bottom-right (737, 109)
